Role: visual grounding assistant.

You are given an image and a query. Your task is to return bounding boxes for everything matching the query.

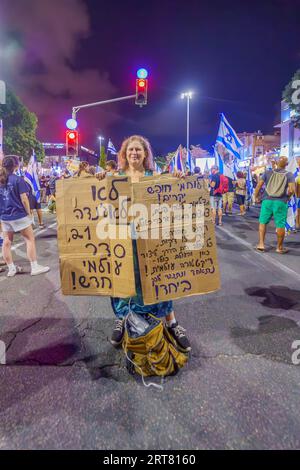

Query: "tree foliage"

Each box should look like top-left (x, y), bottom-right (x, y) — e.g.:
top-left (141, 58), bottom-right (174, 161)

top-left (282, 69), bottom-right (300, 129)
top-left (154, 155), bottom-right (167, 169)
top-left (0, 87), bottom-right (44, 162)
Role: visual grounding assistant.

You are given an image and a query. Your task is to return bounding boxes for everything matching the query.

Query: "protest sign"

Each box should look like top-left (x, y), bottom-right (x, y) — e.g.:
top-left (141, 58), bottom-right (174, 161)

top-left (131, 175), bottom-right (220, 304)
top-left (56, 176), bottom-right (136, 297)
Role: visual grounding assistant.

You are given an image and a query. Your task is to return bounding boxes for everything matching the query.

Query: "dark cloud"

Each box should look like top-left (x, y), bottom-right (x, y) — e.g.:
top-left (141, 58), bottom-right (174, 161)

top-left (0, 0), bottom-right (119, 143)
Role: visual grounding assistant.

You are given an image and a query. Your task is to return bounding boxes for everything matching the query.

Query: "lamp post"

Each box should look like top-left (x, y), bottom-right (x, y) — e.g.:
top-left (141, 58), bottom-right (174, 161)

top-left (181, 91), bottom-right (193, 157)
top-left (98, 136), bottom-right (104, 161)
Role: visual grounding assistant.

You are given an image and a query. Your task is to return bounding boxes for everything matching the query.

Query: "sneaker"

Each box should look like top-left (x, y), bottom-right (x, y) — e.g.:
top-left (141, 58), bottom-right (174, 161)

top-left (31, 265), bottom-right (50, 276)
top-left (167, 322), bottom-right (191, 352)
top-left (7, 266), bottom-right (23, 277)
top-left (110, 318), bottom-right (125, 347)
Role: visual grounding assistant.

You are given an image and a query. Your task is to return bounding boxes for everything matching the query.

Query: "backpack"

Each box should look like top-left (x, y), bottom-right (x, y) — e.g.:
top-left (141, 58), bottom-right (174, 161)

top-left (214, 174), bottom-right (228, 195)
top-left (265, 171), bottom-right (288, 198)
top-left (122, 313), bottom-right (188, 380)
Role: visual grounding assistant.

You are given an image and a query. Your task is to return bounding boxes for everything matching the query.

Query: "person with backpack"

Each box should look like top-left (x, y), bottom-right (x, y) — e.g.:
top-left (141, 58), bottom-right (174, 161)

top-left (254, 156), bottom-right (295, 254)
top-left (235, 171), bottom-right (247, 216)
top-left (222, 175), bottom-right (235, 215)
top-left (209, 165), bottom-right (228, 226)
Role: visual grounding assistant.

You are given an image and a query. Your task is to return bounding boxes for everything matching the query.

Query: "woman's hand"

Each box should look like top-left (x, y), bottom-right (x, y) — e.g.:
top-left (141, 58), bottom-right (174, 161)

top-left (95, 171), bottom-right (107, 181)
top-left (173, 170), bottom-right (185, 179)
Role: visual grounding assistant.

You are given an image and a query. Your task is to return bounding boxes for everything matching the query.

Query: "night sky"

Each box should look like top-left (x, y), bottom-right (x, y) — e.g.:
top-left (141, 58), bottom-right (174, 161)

top-left (0, 0), bottom-right (300, 156)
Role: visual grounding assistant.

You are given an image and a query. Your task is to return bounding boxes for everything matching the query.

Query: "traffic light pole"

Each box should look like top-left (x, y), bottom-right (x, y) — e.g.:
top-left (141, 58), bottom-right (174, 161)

top-left (72, 94), bottom-right (136, 119)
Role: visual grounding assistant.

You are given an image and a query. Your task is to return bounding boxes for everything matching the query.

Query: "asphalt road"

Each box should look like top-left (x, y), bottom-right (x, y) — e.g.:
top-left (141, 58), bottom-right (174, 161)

top-left (0, 206), bottom-right (300, 450)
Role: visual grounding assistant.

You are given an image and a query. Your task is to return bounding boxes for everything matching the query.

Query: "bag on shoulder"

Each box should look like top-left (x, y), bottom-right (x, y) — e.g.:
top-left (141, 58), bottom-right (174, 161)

top-left (266, 171), bottom-right (288, 198)
top-left (214, 174), bottom-right (228, 195)
top-left (123, 313), bottom-right (188, 378)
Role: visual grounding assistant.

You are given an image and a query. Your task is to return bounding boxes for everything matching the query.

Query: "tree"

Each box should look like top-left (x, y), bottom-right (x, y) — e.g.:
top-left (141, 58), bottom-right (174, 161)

top-left (154, 155), bottom-right (167, 170)
top-left (99, 146), bottom-right (107, 169)
top-left (0, 87), bottom-right (44, 162)
top-left (282, 69), bottom-right (300, 129)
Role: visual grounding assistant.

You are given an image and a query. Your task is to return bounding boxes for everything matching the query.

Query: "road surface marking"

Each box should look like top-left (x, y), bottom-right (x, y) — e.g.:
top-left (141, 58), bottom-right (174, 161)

top-left (218, 225), bottom-right (300, 282)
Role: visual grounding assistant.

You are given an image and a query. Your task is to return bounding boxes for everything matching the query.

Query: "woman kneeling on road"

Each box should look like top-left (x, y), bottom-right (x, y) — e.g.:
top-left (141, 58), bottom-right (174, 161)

top-left (97, 135), bottom-right (191, 353)
top-left (0, 155), bottom-right (50, 277)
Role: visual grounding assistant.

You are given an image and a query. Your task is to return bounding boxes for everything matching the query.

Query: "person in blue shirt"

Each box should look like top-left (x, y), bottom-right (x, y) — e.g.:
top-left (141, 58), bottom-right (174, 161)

top-left (0, 155), bottom-right (50, 277)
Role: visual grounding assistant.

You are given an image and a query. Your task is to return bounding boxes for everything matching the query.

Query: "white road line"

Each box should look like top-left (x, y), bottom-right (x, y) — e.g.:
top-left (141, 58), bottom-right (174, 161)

top-left (11, 222), bottom-right (57, 252)
top-left (218, 225), bottom-right (300, 282)
top-left (0, 222), bottom-right (57, 282)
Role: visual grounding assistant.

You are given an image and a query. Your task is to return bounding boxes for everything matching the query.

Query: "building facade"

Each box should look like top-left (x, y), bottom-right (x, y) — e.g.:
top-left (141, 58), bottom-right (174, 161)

top-left (237, 131), bottom-right (280, 167)
top-left (275, 101), bottom-right (300, 160)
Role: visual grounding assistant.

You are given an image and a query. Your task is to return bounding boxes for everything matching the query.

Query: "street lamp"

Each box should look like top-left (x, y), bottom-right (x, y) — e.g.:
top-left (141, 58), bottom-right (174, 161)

top-left (98, 136), bottom-right (104, 159)
top-left (181, 91), bottom-right (193, 156)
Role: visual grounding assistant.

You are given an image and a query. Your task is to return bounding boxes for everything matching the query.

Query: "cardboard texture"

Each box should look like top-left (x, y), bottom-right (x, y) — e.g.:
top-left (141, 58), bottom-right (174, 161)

top-left (132, 175), bottom-right (220, 304)
top-left (57, 174), bottom-right (220, 302)
top-left (56, 176), bottom-right (136, 297)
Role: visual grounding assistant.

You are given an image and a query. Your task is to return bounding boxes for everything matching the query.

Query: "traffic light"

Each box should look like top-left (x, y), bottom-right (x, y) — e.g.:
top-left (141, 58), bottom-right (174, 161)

top-left (135, 78), bottom-right (148, 107)
top-left (66, 130), bottom-right (79, 157)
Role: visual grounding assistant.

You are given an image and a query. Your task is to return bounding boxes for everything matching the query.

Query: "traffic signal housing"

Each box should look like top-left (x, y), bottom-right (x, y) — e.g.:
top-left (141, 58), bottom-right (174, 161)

top-left (66, 130), bottom-right (79, 157)
top-left (135, 78), bottom-right (148, 107)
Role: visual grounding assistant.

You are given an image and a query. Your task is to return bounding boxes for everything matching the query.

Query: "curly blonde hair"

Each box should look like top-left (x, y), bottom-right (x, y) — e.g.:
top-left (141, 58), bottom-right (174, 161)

top-left (118, 135), bottom-right (154, 171)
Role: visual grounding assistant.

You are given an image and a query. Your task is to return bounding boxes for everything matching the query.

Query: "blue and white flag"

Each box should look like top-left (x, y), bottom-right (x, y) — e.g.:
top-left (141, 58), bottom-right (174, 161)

top-left (285, 157), bottom-right (299, 232)
top-left (0, 119), bottom-right (3, 161)
top-left (214, 145), bottom-right (235, 179)
top-left (107, 138), bottom-right (117, 155)
top-left (24, 150), bottom-right (41, 203)
top-left (174, 146), bottom-right (183, 172)
top-left (233, 159), bottom-right (239, 178)
top-left (246, 165), bottom-right (254, 205)
top-left (216, 113), bottom-right (243, 159)
top-left (186, 149), bottom-right (194, 173)
top-left (168, 157), bottom-right (174, 173)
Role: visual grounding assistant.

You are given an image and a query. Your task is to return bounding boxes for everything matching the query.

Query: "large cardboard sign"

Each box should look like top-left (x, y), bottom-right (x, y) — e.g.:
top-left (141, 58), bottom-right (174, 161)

top-left (56, 176), bottom-right (136, 297)
top-left (57, 174), bottom-right (220, 303)
top-left (132, 175), bottom-right (220, 304)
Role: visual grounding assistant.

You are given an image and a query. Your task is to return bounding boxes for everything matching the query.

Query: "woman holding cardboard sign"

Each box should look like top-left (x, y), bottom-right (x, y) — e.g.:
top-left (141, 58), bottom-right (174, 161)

top-left (96, 135), bottom-right (191, 352)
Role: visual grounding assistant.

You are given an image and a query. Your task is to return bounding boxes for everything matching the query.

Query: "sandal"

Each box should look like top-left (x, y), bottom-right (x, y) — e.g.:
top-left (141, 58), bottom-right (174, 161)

top-left (255, 246), bottom-right (265, 253)
top-left (276, 248), bottom-right (289, 254)
top-left (39, 224), bottom-right (46, 229)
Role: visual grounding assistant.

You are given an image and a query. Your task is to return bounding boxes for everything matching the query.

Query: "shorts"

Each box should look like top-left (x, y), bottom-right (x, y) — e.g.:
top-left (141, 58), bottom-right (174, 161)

top-left (29, 193), bottom-right (41, 210)
top-left (1, 216), bottom-right (32, 233)
top-left (236, 194), bottom-right (245, 206)
top-left (259, 199), bottom-right (288, 229)
top-left (210, 195), bottom-right (223, 210)
top-left (222, 192), bottom-right (234, 207)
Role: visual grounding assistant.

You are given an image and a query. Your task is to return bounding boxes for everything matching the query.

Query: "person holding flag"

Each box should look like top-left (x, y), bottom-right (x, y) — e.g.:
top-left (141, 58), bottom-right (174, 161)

top-left (24, 150), bottom-right (45, 228)
top-left (0, 155), bottom-right (50, 276)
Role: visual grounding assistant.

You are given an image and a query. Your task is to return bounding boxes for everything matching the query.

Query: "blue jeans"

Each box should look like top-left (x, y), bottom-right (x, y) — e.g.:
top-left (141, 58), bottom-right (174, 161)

top-left (111, 240), bottom-right (173, 319)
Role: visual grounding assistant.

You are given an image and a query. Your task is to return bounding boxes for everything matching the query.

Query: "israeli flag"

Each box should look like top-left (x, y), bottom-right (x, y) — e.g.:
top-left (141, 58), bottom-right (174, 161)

top-left (24, 150), bottom-right (41, 203)
top-left (246, 165), bottom-right (254, 205)
top-left (186, 149), bottom-right (194, 173)
top-left (0, 119), bottom-right (3, 161)
top-left (174, 146), bottom-right (183, 172)
top-left (233, 159), bottom-right (239, 178)
top-left (107, 138), bottom-right (117, 155)
top-left (216, 113), bottom-right (243, 159)
top-left (214, 145), bottom-right (235, 179)
top-left (285, 157), bottom-right (299, 232)
top-left (168, 157), bottom-right (174, 173)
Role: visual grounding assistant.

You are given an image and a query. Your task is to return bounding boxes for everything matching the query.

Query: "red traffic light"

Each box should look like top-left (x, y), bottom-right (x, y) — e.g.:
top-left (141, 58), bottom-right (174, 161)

top-left (66, 130), bottom-right (79, 156)
top-left (135, 78), bottom-right (148, 106)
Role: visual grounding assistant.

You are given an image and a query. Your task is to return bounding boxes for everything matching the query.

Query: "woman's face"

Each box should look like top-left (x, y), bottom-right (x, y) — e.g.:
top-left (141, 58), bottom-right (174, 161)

top-left (126, 140), bottom-right (146, 169)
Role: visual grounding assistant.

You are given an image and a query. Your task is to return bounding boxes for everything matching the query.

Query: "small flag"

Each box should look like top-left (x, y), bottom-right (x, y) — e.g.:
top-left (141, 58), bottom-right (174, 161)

top-left (285, 157), bottom-right (299, 232)
top-left (174, 145), bottom-right (183, 172)
top-left (24, 150), bottom-right (41, 203)
top-left (246, 165), bottom-right (254, 205)
top-left (186, 149), bottom-right (194, 173)
top-left (107, 138), bottom-right (117, 155)
top-left (0, 119), bottom-right (3, 162)
top-left (216, 113), bottom-right (243, 159)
